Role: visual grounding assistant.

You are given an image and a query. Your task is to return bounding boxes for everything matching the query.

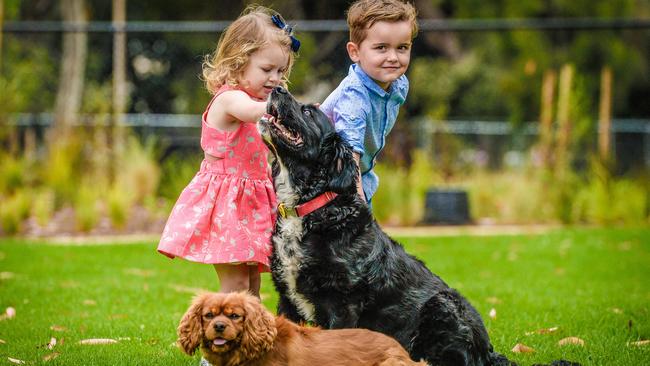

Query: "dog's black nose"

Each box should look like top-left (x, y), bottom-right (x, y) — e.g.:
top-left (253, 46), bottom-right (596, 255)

top-left (274, 86), bottom-right (288, 94)
top-left (214, 322), bottom-right (226, 332)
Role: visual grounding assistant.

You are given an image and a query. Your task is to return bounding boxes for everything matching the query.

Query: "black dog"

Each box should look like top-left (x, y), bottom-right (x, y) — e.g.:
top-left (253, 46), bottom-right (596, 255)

top-left (258, 87), bottom-right (577, 366)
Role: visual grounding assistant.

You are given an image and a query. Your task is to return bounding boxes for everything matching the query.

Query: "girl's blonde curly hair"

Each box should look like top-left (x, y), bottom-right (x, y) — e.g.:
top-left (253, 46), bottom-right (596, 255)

top-left (202, 6), bottom-right (297, 94)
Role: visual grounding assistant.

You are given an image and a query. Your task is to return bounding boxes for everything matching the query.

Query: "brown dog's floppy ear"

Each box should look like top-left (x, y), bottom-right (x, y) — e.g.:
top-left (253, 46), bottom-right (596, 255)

top-left (237, 292), bottom-right (277, 362)
top-left (177, 292), bottom-right (208, 355)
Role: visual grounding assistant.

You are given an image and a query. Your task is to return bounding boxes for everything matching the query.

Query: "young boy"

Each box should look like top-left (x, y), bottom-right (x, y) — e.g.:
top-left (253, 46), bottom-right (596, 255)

top-left (320, 0), bottom-right (418, 205)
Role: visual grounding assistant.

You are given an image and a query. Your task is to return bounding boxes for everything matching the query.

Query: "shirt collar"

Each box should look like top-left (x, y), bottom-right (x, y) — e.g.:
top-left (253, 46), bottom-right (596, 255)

top-left (350, 63), bottom-right (406, 102)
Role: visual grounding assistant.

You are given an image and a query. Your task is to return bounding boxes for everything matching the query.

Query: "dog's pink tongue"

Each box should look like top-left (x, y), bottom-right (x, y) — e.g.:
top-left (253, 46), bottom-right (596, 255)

top-left (213, 338), bottom-right (227, 346)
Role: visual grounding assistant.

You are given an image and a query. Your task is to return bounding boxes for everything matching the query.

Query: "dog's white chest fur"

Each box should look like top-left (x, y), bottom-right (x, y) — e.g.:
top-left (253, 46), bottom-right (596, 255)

top-left (273, 162), bottom-right (316, 322)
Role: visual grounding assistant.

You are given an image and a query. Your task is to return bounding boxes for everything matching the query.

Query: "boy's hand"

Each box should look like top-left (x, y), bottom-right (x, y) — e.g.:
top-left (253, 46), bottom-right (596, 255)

top-left (353, 153), bottom-right (366, 201)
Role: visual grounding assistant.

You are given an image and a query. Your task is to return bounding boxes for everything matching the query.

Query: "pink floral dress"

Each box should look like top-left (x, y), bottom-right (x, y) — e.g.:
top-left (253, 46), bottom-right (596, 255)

top-left (157, 85), bottom-right (276, 272)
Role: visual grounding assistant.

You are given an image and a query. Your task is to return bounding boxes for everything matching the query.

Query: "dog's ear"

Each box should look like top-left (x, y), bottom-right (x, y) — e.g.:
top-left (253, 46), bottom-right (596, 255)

top-left (321, 133), bottom-right (357, 193)
top-left (237, 293), bottom-right (277, 362)
top-left (177, 293), bottom-right (208, 355)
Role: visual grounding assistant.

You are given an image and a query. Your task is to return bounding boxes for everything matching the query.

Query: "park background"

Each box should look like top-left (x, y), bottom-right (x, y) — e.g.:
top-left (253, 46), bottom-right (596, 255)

top-left (0, 1), bottom-right (649, 365)
top-left (1, 0), bottom-right (649, 235)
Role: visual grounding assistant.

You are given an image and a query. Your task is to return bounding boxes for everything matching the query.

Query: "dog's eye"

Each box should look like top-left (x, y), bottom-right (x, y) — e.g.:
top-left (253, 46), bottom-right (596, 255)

top-left (204, 312), bottom-right (215, 319)
top-left (303, 109), bottom-right (312, 117)
top-left (228, 314), bottom-right (241, 320)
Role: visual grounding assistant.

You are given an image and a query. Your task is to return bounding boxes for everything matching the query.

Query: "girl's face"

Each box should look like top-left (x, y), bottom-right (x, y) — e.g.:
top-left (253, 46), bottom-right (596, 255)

top-left (239, 43), bottom-right (289, 100)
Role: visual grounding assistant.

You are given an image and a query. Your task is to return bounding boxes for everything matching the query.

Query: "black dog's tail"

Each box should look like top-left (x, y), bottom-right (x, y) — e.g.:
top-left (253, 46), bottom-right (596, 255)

top-left (409, 289), bottom-right (507, 365)
top-left (410, 291), bottom-right (581, 366)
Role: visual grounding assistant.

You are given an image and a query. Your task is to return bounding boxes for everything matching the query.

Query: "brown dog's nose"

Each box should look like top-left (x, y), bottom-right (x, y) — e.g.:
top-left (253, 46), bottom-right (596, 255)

top-left (274, 86), bottom-right (288, 94)
top-left (214, 322), bottom-right (226, 332)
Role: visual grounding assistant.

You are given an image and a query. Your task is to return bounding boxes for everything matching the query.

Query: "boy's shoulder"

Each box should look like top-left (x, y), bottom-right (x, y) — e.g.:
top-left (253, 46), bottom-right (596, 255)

top-left (338, 65), bottom-right (372, 98)
top-left (321, 66), bottom-right (371, 113)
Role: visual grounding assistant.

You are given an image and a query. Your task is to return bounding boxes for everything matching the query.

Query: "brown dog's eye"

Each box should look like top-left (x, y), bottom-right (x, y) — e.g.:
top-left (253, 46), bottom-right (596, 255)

top-left (228, 314), bottom-right (241, 320)
top-left (204, 312), bottom-right (215, 319)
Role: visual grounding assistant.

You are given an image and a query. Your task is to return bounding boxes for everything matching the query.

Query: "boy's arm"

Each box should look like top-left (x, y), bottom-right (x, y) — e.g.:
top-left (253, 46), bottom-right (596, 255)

top-left (353, 153), bottom-right (365, 201)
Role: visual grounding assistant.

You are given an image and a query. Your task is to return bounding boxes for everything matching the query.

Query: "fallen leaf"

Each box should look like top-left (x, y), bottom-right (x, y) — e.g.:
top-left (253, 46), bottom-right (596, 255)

top-left (489, 308), bottom-right (497, 319)
top-left (47, 337), bottom-right (57, 350)
top-left (0, 339), bottom-right (5, 344)
top-left (525, 326), bottom-right (559, 336)
top-left (60, 281), bottom-right (79, 288)
top-left (0, 307), bottom-right (16, 321)
top-left (108, 314), bottom-right (128, 320)
top-left (50, 325), bottom-right (68, 332)
top-left (0, 272), bottom-right (15, 280)
top-left (610, 308), bottom-right (623, 314)
top-left (507, 251), bottom-right (518, 261)
top-left (124, 268), bottom-right (155, 277)
top-left (43, 352), bottom-right (60, 361)
top-left (78, 338), bottom-right (118, 345)
top-left (618, 241), bottom-right (632, 251)
top-left (554, 267), bottom-right (566, 276)
top-left (169, 284), bottom-right (209, 294)
top-left (558, 337), bottom-right (585, 346)
top-left (628, 340), bottom-right (650, 347)
top-left (83, 299), bottom-right (96, 306)
top-left (486, 296), bottom-right (501, 304)
top-left (8, 358), bottom-right (25, 364)
top-left (511, 343), bottom-right (535, 353)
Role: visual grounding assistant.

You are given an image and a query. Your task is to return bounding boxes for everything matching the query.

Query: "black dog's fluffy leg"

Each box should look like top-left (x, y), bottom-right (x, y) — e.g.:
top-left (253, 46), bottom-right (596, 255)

top-left (277, 295), bottom-right (305, 324)
top-left (410, 289), bottom-right (497, 366)
top-left (315, 300), bottom-right (361, 329)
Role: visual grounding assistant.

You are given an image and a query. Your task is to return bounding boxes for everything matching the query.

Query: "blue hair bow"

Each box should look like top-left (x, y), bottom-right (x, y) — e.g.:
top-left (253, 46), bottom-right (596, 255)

top-left (271, 15), bottom-right (301, 52)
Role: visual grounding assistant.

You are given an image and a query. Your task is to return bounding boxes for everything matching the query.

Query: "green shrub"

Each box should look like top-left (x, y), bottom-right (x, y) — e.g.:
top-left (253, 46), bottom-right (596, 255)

top-left (0, 191), bottom-right (31, 235)
top-left (374, 150), bottom-right (440, 225)
top-left (42, 138), bottom-right (84, 208)
top-left (0, 153), bottom-right (27, 194)
top-left (74, 183), bottom-right (100, 232)
top-left (107, 184), bottom-right (131, 230)
top-left (32, 189), bottom-right (56, 227)
top-left (116, 136), bottom-right (161, 205)
top-left (158, 151), bottom-right (202, 203)
top-left (573, 164), bottom-right (648, 225)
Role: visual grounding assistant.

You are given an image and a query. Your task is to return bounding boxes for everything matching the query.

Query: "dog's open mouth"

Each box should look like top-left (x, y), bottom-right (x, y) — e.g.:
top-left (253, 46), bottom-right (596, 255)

top-left (212, 338), bottom-right (227, 346)
top-left (205, 337), bottom-right (229, 351)
top-left (265, 105), bottom-right (304, 147)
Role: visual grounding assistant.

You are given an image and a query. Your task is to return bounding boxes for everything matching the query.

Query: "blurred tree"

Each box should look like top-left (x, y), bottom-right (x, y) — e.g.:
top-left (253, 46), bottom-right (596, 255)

top-left (53, 0), bottom-right (87, 138)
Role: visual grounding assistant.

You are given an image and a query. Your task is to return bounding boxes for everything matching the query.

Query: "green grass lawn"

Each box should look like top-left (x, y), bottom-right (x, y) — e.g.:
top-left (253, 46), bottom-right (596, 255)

top-left (0, 227), bottom-right (648, 365)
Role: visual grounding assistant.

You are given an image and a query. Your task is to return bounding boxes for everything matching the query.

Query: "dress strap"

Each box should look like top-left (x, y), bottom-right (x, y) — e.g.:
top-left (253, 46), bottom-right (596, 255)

top-left (204, 85), bottom-right (239, 115)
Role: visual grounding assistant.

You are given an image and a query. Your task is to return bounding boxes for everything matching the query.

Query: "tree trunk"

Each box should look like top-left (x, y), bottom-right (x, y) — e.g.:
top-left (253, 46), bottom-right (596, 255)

top-left (53, 0), bottom-right (88, 139)
top-left (598, 66), bottom-right (612, 163)
top-left (0, 0), bottom-right (4, 74)
top-left (555, 64), bottom-right (574, 172)
top-left (414, 0), bottom-right (462, 60)
top-left (112, 0), bottom-right (127, 180)
top-left (539, 70), bottom-right (556, 169)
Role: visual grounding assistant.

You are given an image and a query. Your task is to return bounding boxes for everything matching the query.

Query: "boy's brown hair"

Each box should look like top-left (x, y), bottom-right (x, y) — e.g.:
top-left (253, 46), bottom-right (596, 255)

top-left (347, 0), bottom-right (418, 45)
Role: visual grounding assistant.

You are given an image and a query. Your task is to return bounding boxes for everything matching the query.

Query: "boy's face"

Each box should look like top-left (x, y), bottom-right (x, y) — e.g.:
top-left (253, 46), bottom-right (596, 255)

top-left (347, 20), bottom-right (412, 90)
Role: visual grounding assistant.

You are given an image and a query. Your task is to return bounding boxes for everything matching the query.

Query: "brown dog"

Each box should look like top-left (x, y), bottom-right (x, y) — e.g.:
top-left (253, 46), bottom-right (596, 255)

top-left (177, 291), bottom-right (427, 366)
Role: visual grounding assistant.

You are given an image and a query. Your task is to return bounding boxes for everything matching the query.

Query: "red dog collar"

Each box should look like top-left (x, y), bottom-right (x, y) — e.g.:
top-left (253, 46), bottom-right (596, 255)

top-left (278, 192), bottom-right (338, 218)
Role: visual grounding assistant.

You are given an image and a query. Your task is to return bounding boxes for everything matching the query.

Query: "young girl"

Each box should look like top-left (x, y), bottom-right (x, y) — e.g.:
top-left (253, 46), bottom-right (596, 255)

top-left (157, 6), bottom-right (299, 298)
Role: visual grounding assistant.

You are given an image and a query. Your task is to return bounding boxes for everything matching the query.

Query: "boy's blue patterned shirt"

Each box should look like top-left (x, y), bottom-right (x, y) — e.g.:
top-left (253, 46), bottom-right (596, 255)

top-left (320, 63), bottom-right (409, 202)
